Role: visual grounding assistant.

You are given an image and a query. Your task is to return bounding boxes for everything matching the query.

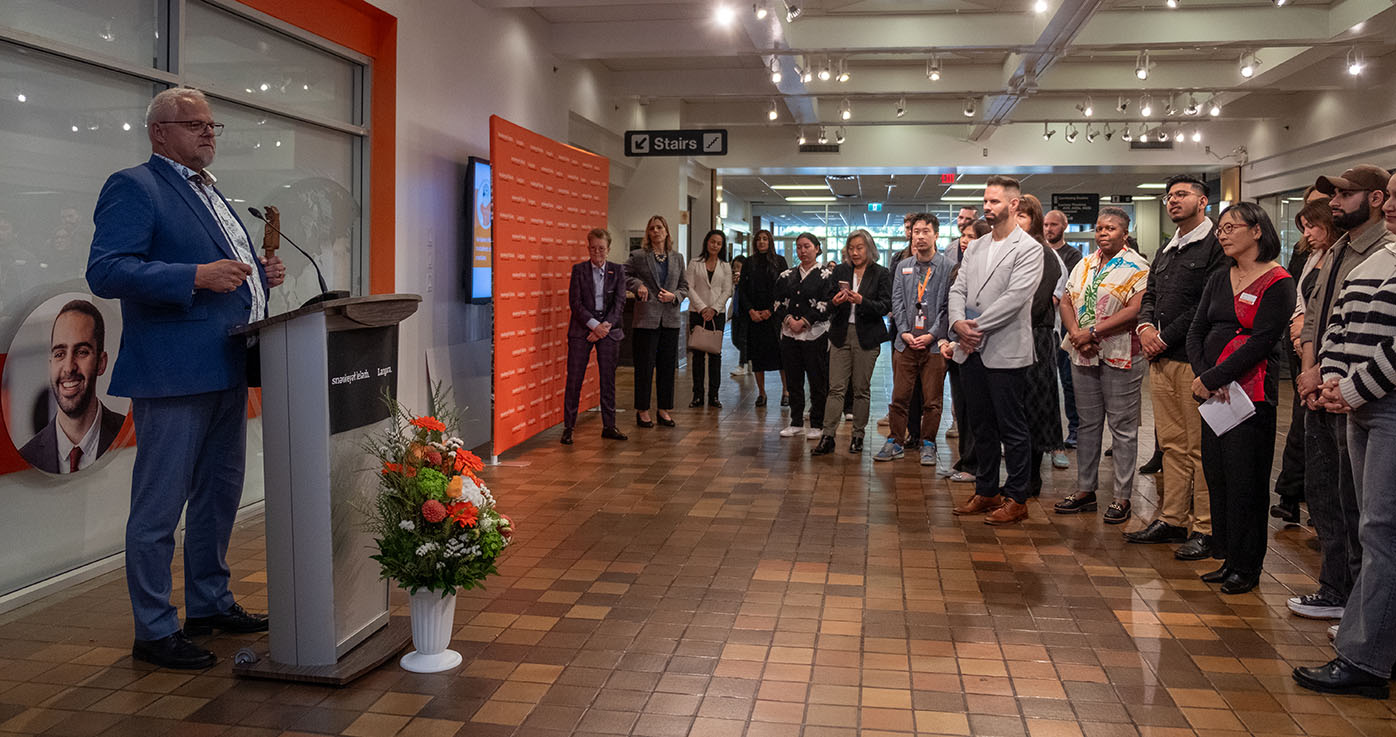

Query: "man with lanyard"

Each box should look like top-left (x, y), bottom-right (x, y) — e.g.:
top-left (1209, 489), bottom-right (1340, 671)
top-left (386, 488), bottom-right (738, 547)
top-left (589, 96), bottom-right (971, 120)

top-left (1291, 165), bottom-right (1394, 622)
top-left (1130, 174), bottom-right (1224, 560)
top-left (877, 213), bottom-right (953, 464)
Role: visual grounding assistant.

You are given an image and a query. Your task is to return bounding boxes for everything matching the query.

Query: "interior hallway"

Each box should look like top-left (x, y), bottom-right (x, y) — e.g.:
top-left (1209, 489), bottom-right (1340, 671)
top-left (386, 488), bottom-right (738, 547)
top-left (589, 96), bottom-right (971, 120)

top-left (0, 342), bottom-right (1379, 737)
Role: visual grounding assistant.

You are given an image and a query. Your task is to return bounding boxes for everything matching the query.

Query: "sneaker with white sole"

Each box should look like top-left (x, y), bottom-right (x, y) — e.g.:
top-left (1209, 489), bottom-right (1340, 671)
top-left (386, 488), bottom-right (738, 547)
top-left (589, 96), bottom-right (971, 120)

top-left (730, 364), bottom-right (749, 377)
top-left (873, 439), bottom-right (904, 461)
top-left (806, 427), bottom-right (823, 440)
top-left (1328, 624), bottom-right (1339, 640)
top-left (1288, 592), bottom-right (1345, 620)
top-left (779, 425), bottom-right (804, 438)
top-left (920, 441), bottom-right (937, 466)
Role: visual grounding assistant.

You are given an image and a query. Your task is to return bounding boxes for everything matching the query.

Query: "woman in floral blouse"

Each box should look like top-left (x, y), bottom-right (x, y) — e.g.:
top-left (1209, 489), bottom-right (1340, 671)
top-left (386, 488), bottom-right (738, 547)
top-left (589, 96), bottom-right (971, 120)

top-left (773, 232), bottom-right (836, 440)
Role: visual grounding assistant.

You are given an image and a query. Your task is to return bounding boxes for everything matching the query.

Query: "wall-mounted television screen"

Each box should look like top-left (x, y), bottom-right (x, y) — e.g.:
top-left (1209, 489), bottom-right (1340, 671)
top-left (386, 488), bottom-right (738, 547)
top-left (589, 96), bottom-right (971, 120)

top-left (465, 157), bottom-right (492, 303)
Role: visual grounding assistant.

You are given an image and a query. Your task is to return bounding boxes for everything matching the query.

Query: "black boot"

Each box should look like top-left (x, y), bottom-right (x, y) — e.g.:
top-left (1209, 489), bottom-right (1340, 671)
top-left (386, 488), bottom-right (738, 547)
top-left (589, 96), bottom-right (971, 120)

top-left (811, 436), bottom-right (836, 456)
top-left (1139, 450), bottom-right (1163, 474)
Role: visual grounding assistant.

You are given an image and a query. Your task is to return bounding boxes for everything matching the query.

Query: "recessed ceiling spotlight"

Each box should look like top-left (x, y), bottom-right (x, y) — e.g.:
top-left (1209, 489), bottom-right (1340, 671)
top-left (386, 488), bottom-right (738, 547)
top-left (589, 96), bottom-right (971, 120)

top-left (1043, 122), bottom-right (1057, 140)
top-left (1135, 50), bottom-right (1153, 80)
top-left (1139, 128), bottom-right (1150, 143)
top-left (895, 97), bottom-right (907, 118)
top-left (1173, 129), bottom-right (1185, 142)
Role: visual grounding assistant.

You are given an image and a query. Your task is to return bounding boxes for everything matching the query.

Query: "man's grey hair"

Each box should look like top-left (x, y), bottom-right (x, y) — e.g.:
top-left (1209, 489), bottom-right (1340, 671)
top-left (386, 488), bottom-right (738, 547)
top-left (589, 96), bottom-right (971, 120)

top-left (846, 229), bottom-right (880, 264)
top-left (146, 87), bottom-right (208, 125)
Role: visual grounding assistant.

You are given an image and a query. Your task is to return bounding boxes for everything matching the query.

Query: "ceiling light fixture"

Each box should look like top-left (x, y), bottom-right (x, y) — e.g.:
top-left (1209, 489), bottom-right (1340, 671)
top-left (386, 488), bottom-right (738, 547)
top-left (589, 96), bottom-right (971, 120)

top-left (1183, 94), bottom-right (1200, 116)
top-left (1116, 96), bottom-right (1129, 113)
top-left (1208, 95), bottom-right (1222, 116)
top-left (714, 4), bottom-right (737, 26)
top-left (1103, 123), bottom-right (1115, 141)
top-left (963, 97), bottom-right (977, 117)
top-left (770, 57), bottom-right (782, 84)
top-left (1346, 47), bottom-right (1364, 76)
top-left (768, 99), bottom-right (779, 121)
top-left (817, 126), bottom-right (828, 144)
top-left (1163, 99), bottom-right (1176, 116)
top-left (800, 57), bottom-right (813, 83)
top-left (839, 98), bottom-right (852, 120)
top-left (1139, 93), bottom-right (1153, 117)
top-left (818, 57), bottom-right (832, 81)
top-left (1166, 0), bottom-right (1178, 8)
top-left (754, 2), bottom-right (768, 19)
top-left (927, 55), bottom-right (942, 82)
top-left (797, 128), bottom-right (806, 145)
top-left (1121, 127), bottom-right (1133, 142)
top-left (1239, 50), bottom-right (1260, 78)
top-left (1273, 0), bottom-right (1286, 6)
top-left (1139, 128), bottom-right (1150, 143)
top-left (1034, 0), bottom-right (1048, 13)
top-left (895, 97), bottom-right (907, 118)
top-left (1135, 50), bottom-right (1153, 80)
top-left (837, 58), bottom-right (850, 83)
top-left (835, 126), bottom-right (846, 144)
top-left (1173, 129), bottom-right (1185, 142)
top-left (1065, 123), bottom-right (1079, 143)
top-left (1086, 125), bottom-right (1099, 143)
top-left (1191, 128), bottom-right (1202, 142)
top-left (1043, 122), bottom-right (1057, 140)
top-left (784, 1), bottom-right (801, 21)
top-left (1076, 96), bottom-right (1094, 117)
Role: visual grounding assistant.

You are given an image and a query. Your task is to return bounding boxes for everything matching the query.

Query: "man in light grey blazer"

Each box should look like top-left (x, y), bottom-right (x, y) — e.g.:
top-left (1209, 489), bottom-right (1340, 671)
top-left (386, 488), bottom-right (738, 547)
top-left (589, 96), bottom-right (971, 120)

top-left (943, 175), bottom-right (1045, 526)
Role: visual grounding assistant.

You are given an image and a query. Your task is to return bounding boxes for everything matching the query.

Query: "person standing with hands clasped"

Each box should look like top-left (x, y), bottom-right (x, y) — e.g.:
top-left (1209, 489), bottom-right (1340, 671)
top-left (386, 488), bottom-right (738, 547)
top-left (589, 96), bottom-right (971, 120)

top-left (739, 230), bottom-right (788, 407)
top-left (774, 233), bottom-right (836, 440)
top-left (877, 214), bottom-right (953, 465)
top-left (560, 228), bottom-right (628, 445)
top-left (1186, 203), bottom-right (1294, 595)
top-left (86, 87), bottom-right (285, 670)
top-left (815, 229), bottom-right (891, 455)
top-left (627, 215), bottom-right (689, 428)
top-left (685, 230), bottom-right (732, 408)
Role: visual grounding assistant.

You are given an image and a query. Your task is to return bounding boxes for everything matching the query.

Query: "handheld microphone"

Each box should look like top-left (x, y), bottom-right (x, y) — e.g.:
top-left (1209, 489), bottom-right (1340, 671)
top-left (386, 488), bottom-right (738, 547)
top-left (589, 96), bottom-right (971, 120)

top-left (248, 207), bottom-right (348, 307)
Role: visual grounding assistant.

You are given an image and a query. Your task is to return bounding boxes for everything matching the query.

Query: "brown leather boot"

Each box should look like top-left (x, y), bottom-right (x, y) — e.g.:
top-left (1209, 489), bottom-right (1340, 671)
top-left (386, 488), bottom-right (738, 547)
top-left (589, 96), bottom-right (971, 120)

top-left (985, 500), bottom-right (1029, 526)
top-left (953, 493), bottom-right (1003, 516)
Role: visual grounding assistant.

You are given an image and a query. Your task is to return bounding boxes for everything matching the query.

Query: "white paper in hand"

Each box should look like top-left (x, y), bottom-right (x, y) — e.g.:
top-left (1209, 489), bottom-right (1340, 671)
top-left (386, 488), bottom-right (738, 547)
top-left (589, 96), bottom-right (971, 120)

top-left (1198, 381), bottom-right (1256, 436)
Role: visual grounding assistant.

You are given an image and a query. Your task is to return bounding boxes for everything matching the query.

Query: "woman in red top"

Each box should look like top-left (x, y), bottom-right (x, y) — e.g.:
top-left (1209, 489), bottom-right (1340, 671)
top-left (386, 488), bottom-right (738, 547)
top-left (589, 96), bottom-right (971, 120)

top-left (1186, 202), bottom-right (1296, 594)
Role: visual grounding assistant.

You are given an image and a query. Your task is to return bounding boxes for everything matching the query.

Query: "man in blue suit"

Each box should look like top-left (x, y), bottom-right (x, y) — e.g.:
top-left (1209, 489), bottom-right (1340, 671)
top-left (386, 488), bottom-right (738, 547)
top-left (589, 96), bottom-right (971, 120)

top-left (560, 228), bottom-right (628, 445)
top-left (87, 88), bottom-right (286, 670)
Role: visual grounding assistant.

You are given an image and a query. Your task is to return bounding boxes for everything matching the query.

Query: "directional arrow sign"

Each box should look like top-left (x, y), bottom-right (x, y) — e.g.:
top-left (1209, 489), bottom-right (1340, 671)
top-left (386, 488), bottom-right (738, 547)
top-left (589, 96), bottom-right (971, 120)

top-left (625, 129), bottom-right (728, 157)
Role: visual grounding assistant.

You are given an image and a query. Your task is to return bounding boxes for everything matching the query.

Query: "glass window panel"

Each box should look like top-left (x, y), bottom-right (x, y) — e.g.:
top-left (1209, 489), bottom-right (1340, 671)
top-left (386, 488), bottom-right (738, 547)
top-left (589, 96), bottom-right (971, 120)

top-left (0, 43), bottom-right (156, 336)
top-left (209, 100), bottom-right (358, 311)
top-left (0, 0), bottom-right (159, 68)
top-left (183, 1), bottom-right (357, 125)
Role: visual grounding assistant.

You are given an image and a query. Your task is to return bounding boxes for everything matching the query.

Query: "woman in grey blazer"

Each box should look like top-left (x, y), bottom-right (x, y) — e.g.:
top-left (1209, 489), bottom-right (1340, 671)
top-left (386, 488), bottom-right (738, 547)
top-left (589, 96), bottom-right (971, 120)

top-left (626, 215), bottom-right (689, 427)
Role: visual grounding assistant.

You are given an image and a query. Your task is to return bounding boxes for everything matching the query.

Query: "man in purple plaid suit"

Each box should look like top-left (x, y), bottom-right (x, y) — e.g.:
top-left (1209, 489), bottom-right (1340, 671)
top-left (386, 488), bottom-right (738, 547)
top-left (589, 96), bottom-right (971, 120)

top-left (561, 228), bottom-right (629, 445)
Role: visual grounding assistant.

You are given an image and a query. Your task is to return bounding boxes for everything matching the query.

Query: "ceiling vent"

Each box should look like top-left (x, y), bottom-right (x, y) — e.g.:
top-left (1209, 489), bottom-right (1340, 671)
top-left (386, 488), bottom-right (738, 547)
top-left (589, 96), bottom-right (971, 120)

top-left (798, 143), bottom-right (840, 153)
top-left (826, 174), bottom-right (860, 198)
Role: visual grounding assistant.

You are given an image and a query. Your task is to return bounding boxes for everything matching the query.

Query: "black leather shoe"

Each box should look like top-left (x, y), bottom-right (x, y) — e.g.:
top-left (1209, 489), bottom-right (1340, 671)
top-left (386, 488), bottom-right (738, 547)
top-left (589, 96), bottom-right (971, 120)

top-left (1139, 451), bottom-right (1163, 475)
top-left (560, 428), bottom-right (574, 445)
top-left (133, 631), bottom-right (217, 670)
top-left (755, 395), bottom-right (767, 407)
top-left (1124, 519), bottom-right (1189, 544)
top-left (1200, 565), bottom-right (1230, 583)
top-left (1174, 533), bottom-right (1214, 560)
top-left (601, 427), bottom-right (627, 441)
top-left (1271, 500), bottom-right (1301, 524)
top-left (656, 415), bottom-right (676, 427)
top-left (849, 437), bottom-right (863, 454)
top-left (636, 412), bottom-right (655, 428)
top-left (1293, 658), bottom-right (1390, 699)
top-left (689, 398), bottom-right (704, 408)
top-left (184, 602), bottom-right (269, 635)
top-left (1103, 501), bottom-right (1131, 525)
top-left (1219, 571), bottom-right (1259, 595)
top-left (708, 398), bottom-right (723, 409)
top-left (811, 436), bottom-right (836, 456)
top-left (1054, 491), bottom-right (1097, 514)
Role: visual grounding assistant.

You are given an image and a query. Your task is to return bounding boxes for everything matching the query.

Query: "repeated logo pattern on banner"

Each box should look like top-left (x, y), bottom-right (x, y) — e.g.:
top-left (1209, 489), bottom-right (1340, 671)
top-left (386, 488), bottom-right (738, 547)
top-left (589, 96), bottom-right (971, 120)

top-left (490, 116), bottom-right (609, 456)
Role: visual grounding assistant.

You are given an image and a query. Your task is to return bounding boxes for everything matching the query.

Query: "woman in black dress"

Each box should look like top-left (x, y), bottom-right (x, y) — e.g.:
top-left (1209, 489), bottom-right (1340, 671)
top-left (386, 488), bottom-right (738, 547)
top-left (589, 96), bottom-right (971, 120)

top-left (738, 230), bottom-right (788, 406)
top-left (1016, 194), bottom-right (1065, 497)
top-left (1187, 202), bottom-right (1295, 595)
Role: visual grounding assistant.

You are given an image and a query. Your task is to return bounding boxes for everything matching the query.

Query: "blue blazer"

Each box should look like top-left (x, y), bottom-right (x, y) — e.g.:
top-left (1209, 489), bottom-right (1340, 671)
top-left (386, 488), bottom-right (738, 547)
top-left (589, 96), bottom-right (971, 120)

top-left (86, 156), bottom-right (269, 399)
top-left (568, 260), bottom-right (626, 343)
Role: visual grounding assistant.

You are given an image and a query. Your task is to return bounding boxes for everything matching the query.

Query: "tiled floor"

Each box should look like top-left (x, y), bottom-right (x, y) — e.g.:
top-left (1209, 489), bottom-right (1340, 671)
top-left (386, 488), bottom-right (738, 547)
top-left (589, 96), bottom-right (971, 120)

top-left (0, 346), bottom-right (1389, 736)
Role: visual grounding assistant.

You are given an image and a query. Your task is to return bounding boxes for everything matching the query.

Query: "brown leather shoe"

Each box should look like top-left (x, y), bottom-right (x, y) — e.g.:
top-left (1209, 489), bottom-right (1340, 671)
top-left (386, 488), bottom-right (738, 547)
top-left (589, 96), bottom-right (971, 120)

top-left (985, 500), bottom-right (1029, 526)
top-left (953, 493), bottom-right (1003, 516)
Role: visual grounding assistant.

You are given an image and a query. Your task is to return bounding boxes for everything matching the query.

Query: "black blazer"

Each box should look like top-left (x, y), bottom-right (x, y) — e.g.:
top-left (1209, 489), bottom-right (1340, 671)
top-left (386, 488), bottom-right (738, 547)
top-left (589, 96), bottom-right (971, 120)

top-left (18, 404), bottom-right (126, 474)
top-left (567, 260), bottom-right (626, 342)
top-left (827, 262), bottom-right (892, 349)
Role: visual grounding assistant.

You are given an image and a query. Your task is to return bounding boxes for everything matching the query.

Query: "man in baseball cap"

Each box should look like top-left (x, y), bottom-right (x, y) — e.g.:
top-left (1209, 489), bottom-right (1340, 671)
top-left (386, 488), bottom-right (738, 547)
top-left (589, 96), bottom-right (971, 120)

top-left (1315, 164), bottom-right (1391, 197)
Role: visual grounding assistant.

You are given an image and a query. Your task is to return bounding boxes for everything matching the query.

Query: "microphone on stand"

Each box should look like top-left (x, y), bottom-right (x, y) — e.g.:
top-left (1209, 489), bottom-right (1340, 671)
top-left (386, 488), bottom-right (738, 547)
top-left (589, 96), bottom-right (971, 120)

top-left (248, 207), bottom-right (349, 307)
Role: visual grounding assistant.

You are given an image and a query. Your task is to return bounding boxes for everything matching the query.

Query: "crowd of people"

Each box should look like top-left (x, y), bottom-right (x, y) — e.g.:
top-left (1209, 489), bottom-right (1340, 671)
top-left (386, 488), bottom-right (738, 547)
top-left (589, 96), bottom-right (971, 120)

top-left (561, 166), bottom-right (1396, 700)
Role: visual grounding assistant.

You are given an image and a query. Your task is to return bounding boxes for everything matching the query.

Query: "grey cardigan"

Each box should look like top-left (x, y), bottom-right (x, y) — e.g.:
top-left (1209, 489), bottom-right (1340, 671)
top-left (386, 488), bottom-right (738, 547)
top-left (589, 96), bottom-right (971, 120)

top-left (626, 248), bottom-right (690, 329)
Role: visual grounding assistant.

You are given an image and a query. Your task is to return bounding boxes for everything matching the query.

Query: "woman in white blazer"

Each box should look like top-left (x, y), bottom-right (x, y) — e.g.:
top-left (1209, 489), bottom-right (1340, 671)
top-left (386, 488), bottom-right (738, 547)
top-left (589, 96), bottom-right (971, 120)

top-left (685, 229), bottom-right (734, 408)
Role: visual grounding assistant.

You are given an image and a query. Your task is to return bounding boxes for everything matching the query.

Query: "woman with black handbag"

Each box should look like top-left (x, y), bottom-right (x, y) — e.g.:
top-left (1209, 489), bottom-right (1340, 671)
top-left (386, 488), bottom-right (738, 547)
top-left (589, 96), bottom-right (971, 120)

top-left (685, 230), bottom-right (733, 408)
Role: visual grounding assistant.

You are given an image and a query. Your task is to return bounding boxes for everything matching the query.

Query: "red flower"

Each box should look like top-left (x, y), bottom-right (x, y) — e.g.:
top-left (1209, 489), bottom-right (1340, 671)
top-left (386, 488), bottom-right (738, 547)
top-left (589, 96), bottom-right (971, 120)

top-left (411, 416), bottom-right (446, 432)
top-left (499, 514), bottom-right (514, 539)
top-left (425, 450), bottom-right (442, 467)
top-left (447, 501), bottom-right (478, 528)
top-left (421, 499), bottom-right (447, 523)
top-left (381, 462), bottom-right (402, 475)
top-left (457, 450), bottom-right (485, 473)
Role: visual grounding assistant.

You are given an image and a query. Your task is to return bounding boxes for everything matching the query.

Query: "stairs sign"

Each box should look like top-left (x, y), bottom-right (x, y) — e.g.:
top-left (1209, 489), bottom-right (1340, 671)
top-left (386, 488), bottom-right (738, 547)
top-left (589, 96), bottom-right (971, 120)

top-left (625, 129), bottom-right (728, 157)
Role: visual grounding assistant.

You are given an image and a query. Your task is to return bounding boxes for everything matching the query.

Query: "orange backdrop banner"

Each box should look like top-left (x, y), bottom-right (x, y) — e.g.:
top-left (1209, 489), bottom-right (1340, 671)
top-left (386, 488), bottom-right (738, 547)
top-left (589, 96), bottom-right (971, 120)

top-left (490, 116), bottom-right (610, 456)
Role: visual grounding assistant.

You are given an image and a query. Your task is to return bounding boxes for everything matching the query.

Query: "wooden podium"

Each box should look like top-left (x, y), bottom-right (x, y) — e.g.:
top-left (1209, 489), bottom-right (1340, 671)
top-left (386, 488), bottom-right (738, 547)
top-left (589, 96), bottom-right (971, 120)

top-left (231, 294), bottom-right (420, 685)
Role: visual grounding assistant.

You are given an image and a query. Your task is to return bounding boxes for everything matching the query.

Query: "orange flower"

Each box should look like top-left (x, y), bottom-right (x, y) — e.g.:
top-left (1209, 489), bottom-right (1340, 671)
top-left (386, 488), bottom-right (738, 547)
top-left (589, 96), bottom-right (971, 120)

top-left (411, 416), bottom-right (446, 432)
top-left (421, 499), bottom-right (447, 523)
top-left (457, 450), bottom-right (485, 473)
top-left (381, 462), bottom-right (402, 475)
top-left (446, 475), bottom-right (464, 499)
top-left (447, 501), bottom-right (478, 528)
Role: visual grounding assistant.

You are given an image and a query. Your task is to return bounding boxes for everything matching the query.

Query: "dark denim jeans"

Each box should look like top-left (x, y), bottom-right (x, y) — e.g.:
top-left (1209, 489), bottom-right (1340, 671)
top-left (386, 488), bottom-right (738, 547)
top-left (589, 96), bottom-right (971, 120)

top-left (1305, 410), bottom-right (1362, 603)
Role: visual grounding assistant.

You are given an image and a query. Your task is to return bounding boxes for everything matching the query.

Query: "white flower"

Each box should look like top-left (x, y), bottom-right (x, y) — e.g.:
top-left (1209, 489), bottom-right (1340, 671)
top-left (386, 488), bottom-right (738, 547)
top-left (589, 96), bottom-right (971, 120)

top-left (399, 520), bottom-right (416, 531)
top-left (415, 542), bottom-right (439, 557)
top-left (457, 475), bottom-right (490, 509)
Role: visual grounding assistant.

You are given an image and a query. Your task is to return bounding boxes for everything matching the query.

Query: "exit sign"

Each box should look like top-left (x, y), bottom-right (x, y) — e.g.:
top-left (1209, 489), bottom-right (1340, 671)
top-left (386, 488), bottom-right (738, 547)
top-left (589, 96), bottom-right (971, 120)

top-left (867, 203), bottom-right (883, 212)
top-left (940, 173), bottom-right (956, 184)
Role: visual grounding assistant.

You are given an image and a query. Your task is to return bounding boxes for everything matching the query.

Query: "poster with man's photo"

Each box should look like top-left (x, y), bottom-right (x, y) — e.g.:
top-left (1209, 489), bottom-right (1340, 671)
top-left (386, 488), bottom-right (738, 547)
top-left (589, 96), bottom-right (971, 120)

top-left (2, 292), bottom-right (131, 476)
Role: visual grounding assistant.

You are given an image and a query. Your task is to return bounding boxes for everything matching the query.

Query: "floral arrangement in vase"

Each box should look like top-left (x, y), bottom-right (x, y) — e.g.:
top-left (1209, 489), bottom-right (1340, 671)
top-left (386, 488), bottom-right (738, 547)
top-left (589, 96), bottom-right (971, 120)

top-left (364, 388), bottom-right (513, 597)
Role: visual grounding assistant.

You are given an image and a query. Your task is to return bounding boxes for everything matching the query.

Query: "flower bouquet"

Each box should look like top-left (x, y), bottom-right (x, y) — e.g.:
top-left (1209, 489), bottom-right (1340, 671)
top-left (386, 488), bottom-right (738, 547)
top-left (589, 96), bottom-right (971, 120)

top-left (363, 387), bottom-right (513, 671)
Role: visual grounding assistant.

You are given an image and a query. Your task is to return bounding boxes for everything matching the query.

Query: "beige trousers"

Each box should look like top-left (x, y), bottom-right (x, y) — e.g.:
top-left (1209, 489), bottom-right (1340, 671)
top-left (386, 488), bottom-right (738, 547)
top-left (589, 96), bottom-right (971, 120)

top-left (1150, 358), bottom-right (1211, 534)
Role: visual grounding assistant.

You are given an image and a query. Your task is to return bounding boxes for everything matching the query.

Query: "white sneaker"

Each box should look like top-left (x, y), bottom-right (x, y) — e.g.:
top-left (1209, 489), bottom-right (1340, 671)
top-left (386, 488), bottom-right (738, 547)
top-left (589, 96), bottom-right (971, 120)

top-left (844, 412), bottom-right (855, 420)
top-left (806, 427), bottom-right (823, 440)
top-left (730, 365), bottom-right (749, 376)
top-left (779, 425), bottom-right (803, 438)
top-left (1288, 593), bottom-right (1345, 620)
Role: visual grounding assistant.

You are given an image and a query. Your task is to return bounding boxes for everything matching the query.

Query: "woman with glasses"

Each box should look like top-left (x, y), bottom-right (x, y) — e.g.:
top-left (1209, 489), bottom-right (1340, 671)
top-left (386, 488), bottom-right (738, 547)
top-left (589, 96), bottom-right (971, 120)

top-left (1187, 203), bottom-right (1294, 594)
top-left (626, 215), bottom-right (689, 428)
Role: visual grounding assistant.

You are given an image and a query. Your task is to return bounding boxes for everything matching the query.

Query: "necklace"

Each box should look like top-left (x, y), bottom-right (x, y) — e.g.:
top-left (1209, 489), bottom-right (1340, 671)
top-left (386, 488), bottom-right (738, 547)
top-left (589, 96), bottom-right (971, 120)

top-left (1231, 262), bottom-right (1266, 291)
top-left (653, 251), bottom-right (668, 263)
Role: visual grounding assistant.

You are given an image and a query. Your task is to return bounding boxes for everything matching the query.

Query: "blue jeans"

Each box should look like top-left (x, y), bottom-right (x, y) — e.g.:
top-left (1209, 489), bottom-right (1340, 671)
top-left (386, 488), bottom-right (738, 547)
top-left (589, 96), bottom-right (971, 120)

top-left (1336, 394), bottom-right (1396, 677)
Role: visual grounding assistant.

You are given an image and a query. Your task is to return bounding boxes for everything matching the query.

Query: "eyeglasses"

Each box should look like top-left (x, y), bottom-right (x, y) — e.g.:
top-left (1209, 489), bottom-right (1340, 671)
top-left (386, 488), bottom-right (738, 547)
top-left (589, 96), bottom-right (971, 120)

top-left (156, 120), bottom-right (225, 136)
top-left (1162, 191), bottom-right (1197, 202)
top-left (1216, 221), bottom-right (1254, 235)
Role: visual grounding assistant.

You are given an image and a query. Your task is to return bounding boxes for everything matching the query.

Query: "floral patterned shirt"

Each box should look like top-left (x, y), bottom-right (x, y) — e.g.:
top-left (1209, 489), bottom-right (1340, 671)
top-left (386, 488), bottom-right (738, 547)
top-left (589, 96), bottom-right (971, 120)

top-left (774, 262), bottom-right (836, 341)
top-left (1063, 247), bottom-right (1150, 369)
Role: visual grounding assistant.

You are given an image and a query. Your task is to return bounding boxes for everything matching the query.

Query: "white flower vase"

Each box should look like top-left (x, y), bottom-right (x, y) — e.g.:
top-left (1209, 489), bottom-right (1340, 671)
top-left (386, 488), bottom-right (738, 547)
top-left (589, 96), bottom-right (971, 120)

top-left (399, 590), bottom-right (462, 673)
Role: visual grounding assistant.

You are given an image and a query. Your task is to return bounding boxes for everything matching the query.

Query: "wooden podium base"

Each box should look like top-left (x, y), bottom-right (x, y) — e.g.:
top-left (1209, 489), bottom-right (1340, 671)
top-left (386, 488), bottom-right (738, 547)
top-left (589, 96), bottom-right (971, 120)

top-left (232, 616), bottom-right (412, 686)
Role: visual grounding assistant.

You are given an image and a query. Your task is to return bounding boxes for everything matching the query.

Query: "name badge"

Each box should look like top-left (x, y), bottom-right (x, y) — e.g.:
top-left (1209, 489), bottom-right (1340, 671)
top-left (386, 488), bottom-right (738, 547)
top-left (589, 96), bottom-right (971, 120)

top-left (902, 267), bottom-right (914, 275)
top-left (1238, 293), bottom-right (1258, 304)
top-left (914, 315), bottom-right (926, 330)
